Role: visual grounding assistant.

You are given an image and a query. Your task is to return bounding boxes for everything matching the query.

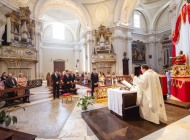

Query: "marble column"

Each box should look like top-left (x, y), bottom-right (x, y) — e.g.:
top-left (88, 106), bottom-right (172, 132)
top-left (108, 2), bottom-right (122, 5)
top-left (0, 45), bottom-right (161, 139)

top-left (112, 27), bottom-right (127, 75)
top-left (125, 31), bottom-right (133, 74)
top-left (5, 15), bottom-right (11, 43)
top-left (85, 32), bottom-right (94, 73)
top-left (73, 45), bottom-right (80, 72)
top-left (83, 43), bottom-right (87, 73)
top-left (0, 20), bottom-right (5, 45)
top-left (147, 35), bottom-right (157, 70)
top-left (34, 22), bottom-right (41, 79)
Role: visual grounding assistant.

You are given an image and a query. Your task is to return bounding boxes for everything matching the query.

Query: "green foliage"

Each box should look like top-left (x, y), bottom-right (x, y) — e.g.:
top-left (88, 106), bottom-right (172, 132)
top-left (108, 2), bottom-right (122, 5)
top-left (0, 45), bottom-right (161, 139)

top-left (0, 105), bottom-right (25, 127)
top-left (77, 96), bottom-right (94, 110)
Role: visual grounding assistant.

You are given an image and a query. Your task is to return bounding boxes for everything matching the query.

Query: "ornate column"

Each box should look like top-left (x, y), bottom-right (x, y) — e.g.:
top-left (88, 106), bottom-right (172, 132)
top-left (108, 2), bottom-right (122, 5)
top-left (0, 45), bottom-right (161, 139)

top-left (147, 35), bottom-right (157, 70)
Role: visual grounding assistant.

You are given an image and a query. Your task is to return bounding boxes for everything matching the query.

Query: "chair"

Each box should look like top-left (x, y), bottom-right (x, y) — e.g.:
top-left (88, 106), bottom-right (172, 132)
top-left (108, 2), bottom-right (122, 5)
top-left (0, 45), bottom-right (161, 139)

top-left (61, 93), bottom-right (72, 103)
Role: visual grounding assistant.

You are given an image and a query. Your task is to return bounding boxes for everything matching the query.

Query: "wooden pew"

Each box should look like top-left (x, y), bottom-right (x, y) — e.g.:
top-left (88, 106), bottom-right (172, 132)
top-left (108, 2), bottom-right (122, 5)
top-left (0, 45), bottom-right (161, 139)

top-left (0, 86), bottom-right (31, 105)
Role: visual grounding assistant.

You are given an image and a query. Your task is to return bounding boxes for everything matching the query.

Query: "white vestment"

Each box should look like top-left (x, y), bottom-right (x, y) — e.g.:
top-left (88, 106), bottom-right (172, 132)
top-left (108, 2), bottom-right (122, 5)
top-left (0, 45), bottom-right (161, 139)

top-left (133, 69), bottom-right (167, 124)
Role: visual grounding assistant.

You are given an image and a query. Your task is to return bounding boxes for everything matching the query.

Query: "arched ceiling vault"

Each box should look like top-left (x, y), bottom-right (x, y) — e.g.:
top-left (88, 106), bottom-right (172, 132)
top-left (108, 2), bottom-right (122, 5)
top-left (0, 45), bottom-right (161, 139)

top-left (35, 0), bottom-right (91, 31)
top-left (120, 0), bottom-right (140, 25)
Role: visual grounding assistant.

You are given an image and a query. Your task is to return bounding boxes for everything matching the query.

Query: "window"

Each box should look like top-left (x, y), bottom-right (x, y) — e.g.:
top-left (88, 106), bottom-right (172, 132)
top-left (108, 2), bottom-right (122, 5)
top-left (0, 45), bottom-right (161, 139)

top-left (52, 23), bottom-right (65, 40)
top-left (134, 14), bottom-right (140, 28)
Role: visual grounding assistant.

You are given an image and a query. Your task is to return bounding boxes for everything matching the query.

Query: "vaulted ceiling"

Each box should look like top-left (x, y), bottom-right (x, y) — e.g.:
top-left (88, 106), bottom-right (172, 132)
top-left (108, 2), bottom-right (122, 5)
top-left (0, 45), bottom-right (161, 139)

top-left (1, 0), bottom-right (168, 29)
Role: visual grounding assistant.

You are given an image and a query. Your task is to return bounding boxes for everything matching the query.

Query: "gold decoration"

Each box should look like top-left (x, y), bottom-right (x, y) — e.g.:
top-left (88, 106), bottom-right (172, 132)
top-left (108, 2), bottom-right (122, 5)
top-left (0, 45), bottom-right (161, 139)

top-left (171, 79), bottom-right (185, 88)
top-left (171, 65), bottom-right (190, 77)
top-left (94, 86), bottom-right (112, 103)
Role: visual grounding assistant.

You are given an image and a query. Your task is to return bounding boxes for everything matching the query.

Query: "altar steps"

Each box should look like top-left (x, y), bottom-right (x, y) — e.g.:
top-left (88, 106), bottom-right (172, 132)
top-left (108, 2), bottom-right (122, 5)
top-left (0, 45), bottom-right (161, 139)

top-left (165, 99), bottom-right (190, 109)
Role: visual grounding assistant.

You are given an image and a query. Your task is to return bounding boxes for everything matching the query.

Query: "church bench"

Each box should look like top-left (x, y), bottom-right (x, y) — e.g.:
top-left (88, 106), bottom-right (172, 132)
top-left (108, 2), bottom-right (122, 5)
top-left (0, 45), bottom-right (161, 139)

top-left (0, 86), bottom-right (31, 105)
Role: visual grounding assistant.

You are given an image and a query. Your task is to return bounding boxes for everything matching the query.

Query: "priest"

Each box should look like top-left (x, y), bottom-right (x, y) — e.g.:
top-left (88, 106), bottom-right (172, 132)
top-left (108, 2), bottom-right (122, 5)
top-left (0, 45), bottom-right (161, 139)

top-left (131, 64), bottom-right (167, 124)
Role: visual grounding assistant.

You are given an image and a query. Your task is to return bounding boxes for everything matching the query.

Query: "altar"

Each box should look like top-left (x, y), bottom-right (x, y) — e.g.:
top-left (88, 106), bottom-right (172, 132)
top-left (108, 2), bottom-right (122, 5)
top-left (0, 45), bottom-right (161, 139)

top-left (107, 88), bottom-right (137, 117)
top-left (171, 77), bottom-right (190, 102)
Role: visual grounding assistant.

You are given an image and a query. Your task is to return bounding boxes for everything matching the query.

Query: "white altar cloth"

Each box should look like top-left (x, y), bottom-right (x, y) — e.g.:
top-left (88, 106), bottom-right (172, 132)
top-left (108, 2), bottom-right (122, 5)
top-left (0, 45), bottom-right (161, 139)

top-left (107, 88), bottom-right (137, 116)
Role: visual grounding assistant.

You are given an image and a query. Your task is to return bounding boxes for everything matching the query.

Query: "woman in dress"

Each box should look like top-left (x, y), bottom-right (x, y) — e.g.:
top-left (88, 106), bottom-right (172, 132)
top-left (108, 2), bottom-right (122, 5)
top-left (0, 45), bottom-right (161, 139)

top-left (17, 73), bottom-right (30, 103)
top-left (98, 72), bottom-right (105, 86)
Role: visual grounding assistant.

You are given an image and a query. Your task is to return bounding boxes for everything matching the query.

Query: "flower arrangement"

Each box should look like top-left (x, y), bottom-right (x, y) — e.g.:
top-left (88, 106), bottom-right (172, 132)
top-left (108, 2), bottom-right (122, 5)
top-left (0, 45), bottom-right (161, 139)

top-left (77, 96), bottom-right (94, 110)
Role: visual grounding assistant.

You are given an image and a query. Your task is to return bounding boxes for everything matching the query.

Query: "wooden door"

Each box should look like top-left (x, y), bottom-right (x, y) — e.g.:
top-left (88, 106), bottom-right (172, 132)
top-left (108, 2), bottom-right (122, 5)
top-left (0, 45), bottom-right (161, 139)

top-left (54, 60), bottom-right (65, 72)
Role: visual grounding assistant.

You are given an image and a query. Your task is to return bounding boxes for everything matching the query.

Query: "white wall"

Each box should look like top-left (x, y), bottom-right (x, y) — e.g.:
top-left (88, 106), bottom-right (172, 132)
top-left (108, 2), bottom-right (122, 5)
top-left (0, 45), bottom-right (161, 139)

top-left (41, 47), bottom-right (75, 79)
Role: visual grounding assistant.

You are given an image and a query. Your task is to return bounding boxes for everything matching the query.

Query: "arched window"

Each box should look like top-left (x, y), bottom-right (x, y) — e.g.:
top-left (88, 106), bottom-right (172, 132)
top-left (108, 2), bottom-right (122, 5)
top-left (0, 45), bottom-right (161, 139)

top-left (52, 23), bottom-right (65, 40)
top-left (133, 13), bottom-right (140, 28)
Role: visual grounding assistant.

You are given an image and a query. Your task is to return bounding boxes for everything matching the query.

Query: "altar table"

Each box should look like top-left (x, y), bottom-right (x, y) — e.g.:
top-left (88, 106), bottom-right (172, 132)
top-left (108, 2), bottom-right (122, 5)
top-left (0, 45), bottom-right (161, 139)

top-left (107, 88), bottom-right (137, 116)
top-left (171, 78), bottom-right (190, 102)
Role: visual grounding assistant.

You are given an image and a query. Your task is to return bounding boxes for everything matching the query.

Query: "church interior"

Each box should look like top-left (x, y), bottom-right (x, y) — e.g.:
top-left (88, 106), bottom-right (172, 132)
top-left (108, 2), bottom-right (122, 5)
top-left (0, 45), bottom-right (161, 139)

top-left (1, 0), bottom-right (190, 140)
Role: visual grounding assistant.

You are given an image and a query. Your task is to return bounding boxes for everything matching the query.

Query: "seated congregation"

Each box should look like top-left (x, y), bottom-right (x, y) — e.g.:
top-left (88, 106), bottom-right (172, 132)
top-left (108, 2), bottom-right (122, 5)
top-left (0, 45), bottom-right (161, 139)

top-left (0, 72), bottom-right (31, 106)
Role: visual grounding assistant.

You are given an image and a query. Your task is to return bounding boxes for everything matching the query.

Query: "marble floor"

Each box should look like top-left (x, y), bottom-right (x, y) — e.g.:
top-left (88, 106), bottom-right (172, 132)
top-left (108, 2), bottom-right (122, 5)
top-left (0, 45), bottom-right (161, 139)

top-left (2, 82), bottom-right (190, 140)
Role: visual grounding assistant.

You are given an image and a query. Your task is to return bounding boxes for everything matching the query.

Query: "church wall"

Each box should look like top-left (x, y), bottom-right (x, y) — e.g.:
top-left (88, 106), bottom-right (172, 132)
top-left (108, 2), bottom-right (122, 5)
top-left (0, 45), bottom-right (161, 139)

top-left (41, 48), bottom-right (75, 80)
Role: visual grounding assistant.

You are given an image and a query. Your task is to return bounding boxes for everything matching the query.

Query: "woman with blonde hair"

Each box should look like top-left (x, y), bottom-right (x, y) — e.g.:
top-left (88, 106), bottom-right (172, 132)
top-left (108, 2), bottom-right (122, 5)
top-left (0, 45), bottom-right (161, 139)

top-left (17, 73), bottom-right (30, 103)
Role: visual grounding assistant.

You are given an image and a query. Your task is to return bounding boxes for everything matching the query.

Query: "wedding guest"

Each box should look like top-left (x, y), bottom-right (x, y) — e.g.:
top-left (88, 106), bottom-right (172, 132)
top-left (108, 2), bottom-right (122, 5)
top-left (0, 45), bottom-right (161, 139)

top-left (46, 72), bottom-right (51, 87)
top-left (51, 69), bottom-right (61, 99)
top-left (17, 73), bottom-right (30, 103)
top-left (91, 68), bottom-right (99, 96)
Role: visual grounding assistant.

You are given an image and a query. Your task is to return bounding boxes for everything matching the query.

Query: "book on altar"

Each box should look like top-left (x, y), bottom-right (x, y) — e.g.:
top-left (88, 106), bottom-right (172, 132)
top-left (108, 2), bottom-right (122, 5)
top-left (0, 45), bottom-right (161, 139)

top-left (121, 80), bottom-right (133, 88)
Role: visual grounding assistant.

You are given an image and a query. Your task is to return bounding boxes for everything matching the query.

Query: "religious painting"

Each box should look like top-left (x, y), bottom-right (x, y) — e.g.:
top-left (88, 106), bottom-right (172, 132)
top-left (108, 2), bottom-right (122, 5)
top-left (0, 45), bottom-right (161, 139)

top-left (132, 40), bottom-right (146, 63)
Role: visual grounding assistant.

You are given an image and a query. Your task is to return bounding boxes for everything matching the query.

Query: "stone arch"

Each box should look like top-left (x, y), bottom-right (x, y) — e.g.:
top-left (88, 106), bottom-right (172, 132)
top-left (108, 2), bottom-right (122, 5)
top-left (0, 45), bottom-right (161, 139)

top-left (43, 23), bottom-right (74, 41)
top-left (113, 0), bottom-right (125, 23)
top-left (120, 0), bottom-right (140, 24)
top-left (176, 0), bottom-right (186, 17)
top-left (151, 1), bottom-right (171, 30)
top-left (133, 8), bottom-right (150, 31)
top-left (34, 0), bottom-right (92, 30)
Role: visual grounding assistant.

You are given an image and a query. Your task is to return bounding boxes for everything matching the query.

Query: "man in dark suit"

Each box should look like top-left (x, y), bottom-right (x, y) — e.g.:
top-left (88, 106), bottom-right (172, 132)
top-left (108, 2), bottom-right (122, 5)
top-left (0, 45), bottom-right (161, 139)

top-left (64, 70), bottom-right (71, 93)
top-left (5, 73), bottom-right (18, 97)
top-left (51, 69), bottom-right (60, 99)
top-left (91, 68), bottom-right (99, 97)
top-left (70, 71), bottom-right (76, 89)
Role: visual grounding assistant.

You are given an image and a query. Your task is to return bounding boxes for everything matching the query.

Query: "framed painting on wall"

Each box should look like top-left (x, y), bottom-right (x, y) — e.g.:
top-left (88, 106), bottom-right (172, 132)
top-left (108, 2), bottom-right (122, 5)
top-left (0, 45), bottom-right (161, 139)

top-left (132, 40), bottom-right (146, 63)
